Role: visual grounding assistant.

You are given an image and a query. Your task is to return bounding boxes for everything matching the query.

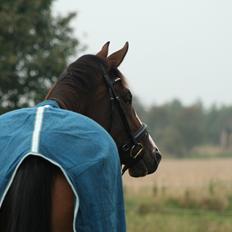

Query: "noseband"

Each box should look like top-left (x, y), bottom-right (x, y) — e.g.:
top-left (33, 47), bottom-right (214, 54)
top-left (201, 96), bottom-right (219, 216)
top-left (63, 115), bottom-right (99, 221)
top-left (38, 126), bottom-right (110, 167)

top-left (102, 66), bottom-right (148, 175)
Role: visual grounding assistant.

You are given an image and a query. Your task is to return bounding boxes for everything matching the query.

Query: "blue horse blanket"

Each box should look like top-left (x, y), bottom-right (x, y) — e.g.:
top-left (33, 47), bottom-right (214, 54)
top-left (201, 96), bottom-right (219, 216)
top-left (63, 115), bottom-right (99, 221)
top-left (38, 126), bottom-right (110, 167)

top-left (0, 100), bottom-right (126, 232)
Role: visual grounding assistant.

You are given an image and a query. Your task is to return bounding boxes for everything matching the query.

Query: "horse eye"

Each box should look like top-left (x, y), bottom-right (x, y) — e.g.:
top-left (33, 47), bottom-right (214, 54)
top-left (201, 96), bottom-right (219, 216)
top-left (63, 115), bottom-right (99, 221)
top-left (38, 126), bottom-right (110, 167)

top-left (124, 91), bottom-right (132, 104)
top-left (110, 68), bottom-right (119, 78)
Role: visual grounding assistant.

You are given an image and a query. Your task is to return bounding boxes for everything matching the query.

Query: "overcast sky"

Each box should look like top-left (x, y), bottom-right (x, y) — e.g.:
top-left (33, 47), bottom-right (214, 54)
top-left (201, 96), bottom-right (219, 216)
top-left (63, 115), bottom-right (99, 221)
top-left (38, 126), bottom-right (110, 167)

top-left (53, 0), bottom-right (232, 107)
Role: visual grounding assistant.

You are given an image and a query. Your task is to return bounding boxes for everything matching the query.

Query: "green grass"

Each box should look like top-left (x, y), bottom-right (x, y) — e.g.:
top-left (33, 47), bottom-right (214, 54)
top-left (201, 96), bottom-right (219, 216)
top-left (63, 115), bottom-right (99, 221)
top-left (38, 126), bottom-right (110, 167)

top-left (126, 209), bottom-right (232, 232)
top-left (125, 195), bottom-right (232, 232)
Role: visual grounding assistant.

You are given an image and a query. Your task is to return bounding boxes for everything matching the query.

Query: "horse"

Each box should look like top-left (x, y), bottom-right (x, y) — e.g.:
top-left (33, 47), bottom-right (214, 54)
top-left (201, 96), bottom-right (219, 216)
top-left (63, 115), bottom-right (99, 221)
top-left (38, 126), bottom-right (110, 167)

top-left (0, 42), bottom-right (161, 231)
top-left (46, 41), bottom-right (161, 176)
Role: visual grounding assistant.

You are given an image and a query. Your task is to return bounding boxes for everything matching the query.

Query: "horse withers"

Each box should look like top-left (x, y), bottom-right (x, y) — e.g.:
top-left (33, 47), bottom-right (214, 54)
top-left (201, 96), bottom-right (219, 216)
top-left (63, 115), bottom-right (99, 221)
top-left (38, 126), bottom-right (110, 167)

top-left (0, 42), bottom-right (161, 231)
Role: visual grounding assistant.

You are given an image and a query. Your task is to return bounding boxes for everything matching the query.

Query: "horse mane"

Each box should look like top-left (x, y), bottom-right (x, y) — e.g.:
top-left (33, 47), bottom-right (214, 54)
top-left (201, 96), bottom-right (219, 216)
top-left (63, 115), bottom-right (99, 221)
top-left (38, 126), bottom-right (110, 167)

top-left (47, 54), bottom-right (129, 111)
top-left (58, 54), bottom-right (128, 90)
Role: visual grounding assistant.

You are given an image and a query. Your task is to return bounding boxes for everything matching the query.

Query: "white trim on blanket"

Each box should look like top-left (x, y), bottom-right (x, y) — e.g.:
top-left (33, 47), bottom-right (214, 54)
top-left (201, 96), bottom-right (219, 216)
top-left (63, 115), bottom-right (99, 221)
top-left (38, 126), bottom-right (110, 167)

top-left (0, 105), bottom-right (79, 232)
top-left (31, 105), bottom-right (50, 152)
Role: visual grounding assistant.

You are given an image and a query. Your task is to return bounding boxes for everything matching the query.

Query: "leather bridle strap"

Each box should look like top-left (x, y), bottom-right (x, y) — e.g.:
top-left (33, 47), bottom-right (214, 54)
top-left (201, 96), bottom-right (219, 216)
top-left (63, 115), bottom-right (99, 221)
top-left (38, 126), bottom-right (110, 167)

top-left (101, 66), bottom-right (148, 175)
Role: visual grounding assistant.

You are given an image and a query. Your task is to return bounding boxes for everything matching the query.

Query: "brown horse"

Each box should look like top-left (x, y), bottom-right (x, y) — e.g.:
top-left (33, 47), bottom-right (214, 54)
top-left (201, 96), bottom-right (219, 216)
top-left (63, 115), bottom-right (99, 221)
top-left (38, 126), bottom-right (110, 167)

top-left (0, 42), bottom-right (161, 231)
top-left (46, 42), bottom-right (161, 177)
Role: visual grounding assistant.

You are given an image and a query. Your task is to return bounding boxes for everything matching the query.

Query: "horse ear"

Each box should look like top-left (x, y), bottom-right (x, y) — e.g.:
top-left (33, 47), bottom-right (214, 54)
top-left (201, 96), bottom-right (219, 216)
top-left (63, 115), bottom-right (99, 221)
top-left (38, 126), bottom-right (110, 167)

top-left (107, 42), bottom-right (129, 68)
top-left (96, 41), bottom-right (110, 59)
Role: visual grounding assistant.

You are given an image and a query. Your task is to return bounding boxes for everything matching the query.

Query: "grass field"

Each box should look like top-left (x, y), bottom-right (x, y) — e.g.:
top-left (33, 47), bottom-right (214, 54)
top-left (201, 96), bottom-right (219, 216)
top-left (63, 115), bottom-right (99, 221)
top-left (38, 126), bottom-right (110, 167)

top-left (123, 158), bottom-right (232, 232)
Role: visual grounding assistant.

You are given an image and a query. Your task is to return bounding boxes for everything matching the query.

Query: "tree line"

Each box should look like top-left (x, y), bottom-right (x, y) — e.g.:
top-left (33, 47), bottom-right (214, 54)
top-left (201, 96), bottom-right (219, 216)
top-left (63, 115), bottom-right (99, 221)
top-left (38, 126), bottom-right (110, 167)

top-left (134, 98), bottom-right (232, 157)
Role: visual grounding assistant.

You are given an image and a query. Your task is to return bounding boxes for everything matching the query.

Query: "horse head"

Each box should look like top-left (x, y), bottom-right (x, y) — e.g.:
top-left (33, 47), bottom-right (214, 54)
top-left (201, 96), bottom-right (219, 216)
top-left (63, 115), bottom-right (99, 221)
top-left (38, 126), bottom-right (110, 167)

top-left (46, 42), bottom-right (161, 177)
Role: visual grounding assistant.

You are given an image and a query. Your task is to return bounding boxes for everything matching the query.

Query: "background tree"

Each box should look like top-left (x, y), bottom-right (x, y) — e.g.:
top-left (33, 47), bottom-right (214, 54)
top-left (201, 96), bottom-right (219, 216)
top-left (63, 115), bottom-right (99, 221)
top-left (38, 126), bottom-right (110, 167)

top-left (134, 98), bottom-right (232, 158)
top-left (0, 0), bottom-right (80, 112)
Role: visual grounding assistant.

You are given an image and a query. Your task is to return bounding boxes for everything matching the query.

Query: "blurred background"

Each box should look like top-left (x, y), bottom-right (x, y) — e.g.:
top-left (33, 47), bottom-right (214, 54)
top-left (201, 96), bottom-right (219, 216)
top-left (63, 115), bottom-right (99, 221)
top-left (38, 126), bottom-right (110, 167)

top-left (0, 0), bottom-right (232, 231)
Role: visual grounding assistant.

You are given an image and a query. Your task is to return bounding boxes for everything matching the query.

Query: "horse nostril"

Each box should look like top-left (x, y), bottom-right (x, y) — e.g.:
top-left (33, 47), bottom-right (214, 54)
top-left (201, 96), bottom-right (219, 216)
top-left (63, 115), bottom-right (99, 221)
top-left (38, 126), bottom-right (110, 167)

top-left (155, 150), bottom-right (161, 163)
top-left (151, 147), bottom-right (161, 167)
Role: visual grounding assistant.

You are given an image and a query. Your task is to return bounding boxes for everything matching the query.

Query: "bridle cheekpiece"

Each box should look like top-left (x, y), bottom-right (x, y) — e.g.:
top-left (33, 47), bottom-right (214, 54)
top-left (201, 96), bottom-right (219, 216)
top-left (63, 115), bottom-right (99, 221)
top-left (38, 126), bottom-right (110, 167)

top-left (101, 65), bottom-right (148, 175)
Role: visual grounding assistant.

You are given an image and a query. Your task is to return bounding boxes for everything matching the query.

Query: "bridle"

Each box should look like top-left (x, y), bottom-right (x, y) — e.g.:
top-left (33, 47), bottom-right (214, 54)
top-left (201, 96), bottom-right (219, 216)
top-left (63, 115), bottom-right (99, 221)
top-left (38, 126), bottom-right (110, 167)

top-left (101, 66), bottom-right (149, 175)
top-left (47, 64), bottom-right (149, 175)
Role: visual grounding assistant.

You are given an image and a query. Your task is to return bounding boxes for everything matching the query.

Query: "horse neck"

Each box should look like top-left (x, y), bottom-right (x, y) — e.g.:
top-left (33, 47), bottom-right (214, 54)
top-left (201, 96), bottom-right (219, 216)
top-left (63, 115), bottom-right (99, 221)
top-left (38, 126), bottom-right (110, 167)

top-left (46, 83), bottom-right (86, 113)
top-left (46, 76), bottom-right (111, 131)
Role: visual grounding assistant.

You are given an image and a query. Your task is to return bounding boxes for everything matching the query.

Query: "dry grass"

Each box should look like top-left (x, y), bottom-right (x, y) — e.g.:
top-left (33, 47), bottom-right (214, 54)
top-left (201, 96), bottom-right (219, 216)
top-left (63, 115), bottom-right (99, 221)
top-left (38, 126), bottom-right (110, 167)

top-left (123, 158), bottom-right (232, 195)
